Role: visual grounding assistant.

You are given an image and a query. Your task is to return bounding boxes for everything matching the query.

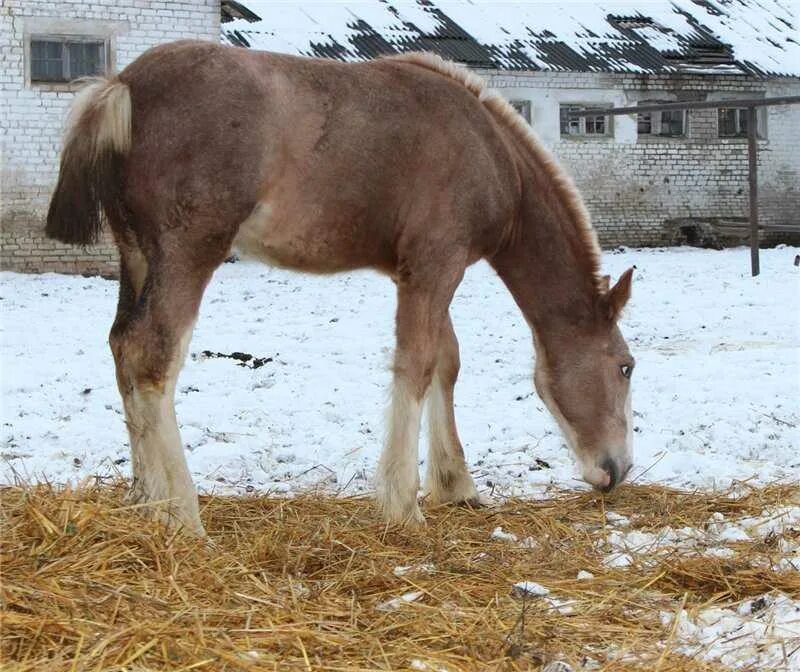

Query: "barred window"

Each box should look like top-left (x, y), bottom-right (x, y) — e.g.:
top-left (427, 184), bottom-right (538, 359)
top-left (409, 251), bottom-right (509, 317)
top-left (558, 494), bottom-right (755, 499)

top-left (30, 37), bottom-right (106, 82)
top-left (637, 110), bottom-right (652, 135)
top-left (637, 103), bottom-right (686, 138)
top-left (717, 106), bottom-right (766, 138)
top-left (510, 100), bottom-right (531, 124)
top-left (660, 109), bottom-right (685, 136)
top-left (718, 108), bottom-right (748, 137)
top-left (559, 104), bottom-right (611, 137)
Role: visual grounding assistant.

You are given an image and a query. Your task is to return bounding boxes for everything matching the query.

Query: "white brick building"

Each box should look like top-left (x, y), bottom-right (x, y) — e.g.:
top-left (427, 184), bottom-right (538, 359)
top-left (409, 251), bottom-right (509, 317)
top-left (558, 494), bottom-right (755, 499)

top-left (1, 1), bottom-right (219, 275)
top-left (2, 0), bottom-right (799, 274)
top-left (480, 69), bottom-right (800, 248)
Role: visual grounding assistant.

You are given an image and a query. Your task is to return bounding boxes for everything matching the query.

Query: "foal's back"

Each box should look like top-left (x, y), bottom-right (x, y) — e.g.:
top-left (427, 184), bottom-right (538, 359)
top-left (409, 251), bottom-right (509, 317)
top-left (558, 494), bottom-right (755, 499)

top-left (118, 41), bottom-right (519, 274)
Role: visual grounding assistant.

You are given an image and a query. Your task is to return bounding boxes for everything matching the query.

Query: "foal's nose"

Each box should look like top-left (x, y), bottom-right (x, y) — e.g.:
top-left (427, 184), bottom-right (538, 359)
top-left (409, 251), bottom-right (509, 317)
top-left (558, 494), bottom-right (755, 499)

top-left (596, 457), bottom-right (631, 493)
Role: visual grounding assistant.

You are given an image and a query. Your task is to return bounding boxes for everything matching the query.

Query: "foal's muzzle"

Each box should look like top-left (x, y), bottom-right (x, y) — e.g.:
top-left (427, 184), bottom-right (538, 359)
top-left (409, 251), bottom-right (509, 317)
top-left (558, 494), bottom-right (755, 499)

top-left (596, 457), bottom-right (632, 494)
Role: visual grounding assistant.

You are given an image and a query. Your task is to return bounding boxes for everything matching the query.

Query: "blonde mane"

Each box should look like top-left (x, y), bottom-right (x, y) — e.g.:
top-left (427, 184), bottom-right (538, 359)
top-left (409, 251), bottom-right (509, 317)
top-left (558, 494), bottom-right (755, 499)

top-left (389, 52), bottom-right (604, 295)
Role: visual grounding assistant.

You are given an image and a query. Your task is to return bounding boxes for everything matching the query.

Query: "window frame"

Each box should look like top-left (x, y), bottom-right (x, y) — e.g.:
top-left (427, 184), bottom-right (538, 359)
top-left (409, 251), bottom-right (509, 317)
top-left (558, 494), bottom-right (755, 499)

top-left (636, 102), bottom-right (687, 139)
top-left (559, 104), bottom-right (613, 139)
top-left (29, 34), bottom-right (108, 84)
top-left (658, 108), bottom-right (686, 137)
top-left (717, 106), bottom-right (764, 139)
top-left (509, 100), bottom-right (532, 125)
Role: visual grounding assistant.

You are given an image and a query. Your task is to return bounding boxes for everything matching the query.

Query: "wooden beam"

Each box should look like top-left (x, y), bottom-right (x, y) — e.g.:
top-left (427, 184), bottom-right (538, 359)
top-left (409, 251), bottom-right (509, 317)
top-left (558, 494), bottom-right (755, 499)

top-left (747, 106), bottom-right (760, 276)
top-left (568, 95), bottom-right (800, 117)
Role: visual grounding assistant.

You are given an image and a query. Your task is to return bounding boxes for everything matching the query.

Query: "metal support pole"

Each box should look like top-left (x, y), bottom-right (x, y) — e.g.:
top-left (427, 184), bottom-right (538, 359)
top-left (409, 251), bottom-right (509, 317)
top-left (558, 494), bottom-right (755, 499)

top-left (747, 106), bottom-right (759, 277)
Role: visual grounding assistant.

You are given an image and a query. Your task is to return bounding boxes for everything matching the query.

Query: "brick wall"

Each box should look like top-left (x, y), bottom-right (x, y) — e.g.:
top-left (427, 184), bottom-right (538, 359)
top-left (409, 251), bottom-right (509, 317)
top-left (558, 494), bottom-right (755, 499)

top-left (0, 0), bottom-right (219, 275)
top-left (482, 70), bottom-right (800, 247)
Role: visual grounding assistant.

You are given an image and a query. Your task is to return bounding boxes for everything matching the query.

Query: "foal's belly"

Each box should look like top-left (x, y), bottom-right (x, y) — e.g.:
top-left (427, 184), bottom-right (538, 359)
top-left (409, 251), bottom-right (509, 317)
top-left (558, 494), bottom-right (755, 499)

top-left (231, 199), bottom-right (393, 274)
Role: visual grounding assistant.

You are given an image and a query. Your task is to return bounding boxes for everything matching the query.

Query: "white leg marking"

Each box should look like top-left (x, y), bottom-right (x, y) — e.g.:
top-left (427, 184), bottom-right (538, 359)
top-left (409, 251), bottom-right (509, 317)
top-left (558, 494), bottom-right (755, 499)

top-left (376, 379), bottom-right (424, 524)
top-left (424, 373), bottom-right (479, 505)
top-left (127, 323), bottom-right (204, 535)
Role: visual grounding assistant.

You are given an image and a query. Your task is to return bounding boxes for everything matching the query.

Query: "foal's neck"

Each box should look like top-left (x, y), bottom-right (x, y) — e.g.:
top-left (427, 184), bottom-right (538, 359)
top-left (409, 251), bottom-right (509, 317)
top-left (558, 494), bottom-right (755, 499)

top-left (490, 160), bottom-right (601, 339)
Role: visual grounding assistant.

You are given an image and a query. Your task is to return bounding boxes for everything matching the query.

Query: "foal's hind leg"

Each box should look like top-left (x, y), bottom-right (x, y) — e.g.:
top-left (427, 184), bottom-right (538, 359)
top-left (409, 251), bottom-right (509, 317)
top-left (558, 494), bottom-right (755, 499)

top-left (424, 314), bottom-right (480, 506)
top-left (376, 267), bottom-right (464, 525)
top-left (110, 244), bottom-right (212, 536)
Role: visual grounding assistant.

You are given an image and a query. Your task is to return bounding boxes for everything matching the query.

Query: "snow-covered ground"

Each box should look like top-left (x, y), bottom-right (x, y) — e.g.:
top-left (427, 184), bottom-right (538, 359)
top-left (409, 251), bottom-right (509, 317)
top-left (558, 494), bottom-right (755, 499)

top-left (1, 246), bottom-right (798, 496)
top-left (2, 245), bottom-right (800, 670)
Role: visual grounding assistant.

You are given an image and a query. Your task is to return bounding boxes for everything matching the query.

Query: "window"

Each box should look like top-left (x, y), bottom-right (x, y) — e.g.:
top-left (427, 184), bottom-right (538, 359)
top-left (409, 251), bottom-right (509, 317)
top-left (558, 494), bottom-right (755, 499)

top-left (637, 103), bottom-right (686, 137)
top-left (30, 37), bottom-right (106, 82)
top-left (559, 104), bottom-right (611, 137)
top-left (660, 109), bottom-right (685, 136)
top-left (510, 100), bottom-right (531, 124)
top-left (718, 107), bottom-right (760, 138)
top-left (638, 110), bottom-right (653, 135)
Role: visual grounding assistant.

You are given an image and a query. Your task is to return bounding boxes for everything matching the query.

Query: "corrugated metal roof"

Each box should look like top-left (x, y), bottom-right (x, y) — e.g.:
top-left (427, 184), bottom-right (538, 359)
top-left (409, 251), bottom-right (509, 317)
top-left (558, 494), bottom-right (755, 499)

top-left (220, 1), bottom-right (800, 77)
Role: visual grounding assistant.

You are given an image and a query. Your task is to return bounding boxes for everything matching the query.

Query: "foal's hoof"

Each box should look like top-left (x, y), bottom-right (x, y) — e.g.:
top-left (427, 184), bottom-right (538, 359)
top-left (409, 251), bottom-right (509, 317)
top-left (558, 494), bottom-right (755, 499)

top-left (407, 505), bottom-right (426, 526)
top-left (176, 517), bottom-right (209, 539)
top-left (395, 505), bottom-right (425, 527)
top-left (425, 485), bottom-right (489, 509)
top-left (125, 487), bottom-right (207, 538)
top-left (153, 508), bottom-right (208, 538)
top-left (379, 502), bottom-right (426, 527)
top-left (456, 494), bottom-right (490, 509)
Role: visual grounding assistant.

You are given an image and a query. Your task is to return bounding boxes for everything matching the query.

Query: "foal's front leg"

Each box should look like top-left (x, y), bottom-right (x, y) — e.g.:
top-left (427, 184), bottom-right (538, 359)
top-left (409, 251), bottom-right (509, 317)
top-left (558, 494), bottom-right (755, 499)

top-left (376, 276), bottom-right (458, 525)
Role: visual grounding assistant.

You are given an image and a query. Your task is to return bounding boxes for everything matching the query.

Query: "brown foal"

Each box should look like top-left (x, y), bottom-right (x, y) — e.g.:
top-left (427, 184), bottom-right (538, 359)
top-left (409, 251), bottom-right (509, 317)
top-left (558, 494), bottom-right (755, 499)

top-left (47, 41), bottom-right (635, 535)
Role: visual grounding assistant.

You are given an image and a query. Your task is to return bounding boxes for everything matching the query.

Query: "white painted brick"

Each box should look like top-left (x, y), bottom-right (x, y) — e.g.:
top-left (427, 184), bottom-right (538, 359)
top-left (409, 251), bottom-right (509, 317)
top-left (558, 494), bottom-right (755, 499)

top-left (487, 69), bottom-right (800, 245)
top-left (1, 0), bottom-right (219, 274)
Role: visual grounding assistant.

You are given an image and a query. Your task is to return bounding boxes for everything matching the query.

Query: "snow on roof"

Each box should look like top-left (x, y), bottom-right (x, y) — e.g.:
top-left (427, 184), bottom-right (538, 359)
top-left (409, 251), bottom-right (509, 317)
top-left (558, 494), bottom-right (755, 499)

top-left (221, 0), bottom-right (800, 77)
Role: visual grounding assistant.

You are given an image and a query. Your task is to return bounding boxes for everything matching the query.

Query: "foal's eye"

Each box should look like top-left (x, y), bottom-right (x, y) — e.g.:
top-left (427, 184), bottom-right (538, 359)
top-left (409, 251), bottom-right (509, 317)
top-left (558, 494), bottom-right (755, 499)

top-left (620, 364), bottom-right (634, 379)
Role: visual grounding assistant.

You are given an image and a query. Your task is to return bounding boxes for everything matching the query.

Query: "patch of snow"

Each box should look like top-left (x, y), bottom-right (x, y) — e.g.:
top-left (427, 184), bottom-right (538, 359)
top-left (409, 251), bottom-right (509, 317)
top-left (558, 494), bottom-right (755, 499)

top-left (704, 547), bottom-right (736, 559)
top-left (777, 557), bottom-right (800, 572)
top-left (603, 500), bottom-right (800, 567)
top-left (604, 525), bottom-right (704, 562)
top-left (409, 660), bottom-right (449, 672)
top-left (393, 563), bottom-right (435, 577)
top-left (376, 590), bottom-right (423, 612)
top-left (605, 511), bottom-right (630, 527)
top-left (739, 506), bottom-right (800, 537)
top-left (577, 570), bottom-right (595, 580)
top-left (662, 593), bottom-right (800, 669)
top-left (491, 526), bottom-right (518, 543)
top-left (716, 524), bottom-right (751, 543)
top-left (490, 526), bottom-right (538, 548)
top-left (546, 596), bottom-right (577, 615)
top-left (542, 662), bottom-right (574, 672)
top-left (512, 581), bottom-right (550, 597)
top-left (603, 552), bottom-right (634, 568)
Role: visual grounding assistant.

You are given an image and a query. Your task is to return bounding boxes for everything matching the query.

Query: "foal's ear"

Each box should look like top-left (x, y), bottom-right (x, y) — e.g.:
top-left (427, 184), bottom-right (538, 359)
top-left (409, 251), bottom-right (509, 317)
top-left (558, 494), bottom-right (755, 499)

top-left (605, 267), bottom-right (634, 321)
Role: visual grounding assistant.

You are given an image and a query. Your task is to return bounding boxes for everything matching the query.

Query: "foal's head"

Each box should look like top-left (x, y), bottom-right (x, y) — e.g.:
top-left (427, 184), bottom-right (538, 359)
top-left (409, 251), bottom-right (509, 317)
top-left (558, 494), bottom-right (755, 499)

top-left (533, 268), bottom-right (635, 493)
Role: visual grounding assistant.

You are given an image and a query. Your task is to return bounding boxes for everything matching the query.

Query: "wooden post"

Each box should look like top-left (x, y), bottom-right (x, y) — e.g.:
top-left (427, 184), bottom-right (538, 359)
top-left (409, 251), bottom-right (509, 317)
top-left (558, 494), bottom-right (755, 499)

top-left (747, 106), bottom-right (759, 276)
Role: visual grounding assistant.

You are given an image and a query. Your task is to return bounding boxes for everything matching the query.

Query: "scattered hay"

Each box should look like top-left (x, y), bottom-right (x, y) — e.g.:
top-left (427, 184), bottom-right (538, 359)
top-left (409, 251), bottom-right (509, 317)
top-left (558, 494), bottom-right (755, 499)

top-left (2, 480), bottom-right (798, 671)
